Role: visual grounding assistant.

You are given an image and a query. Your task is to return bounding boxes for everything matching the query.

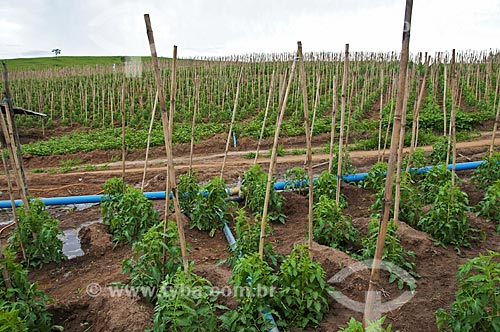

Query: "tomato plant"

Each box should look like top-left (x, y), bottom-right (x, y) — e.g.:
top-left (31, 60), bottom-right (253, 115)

top-left (224, 209), bottom-right (280, 268)
top-left (472, 152), bottom-right (500, 189)
top-left (359, 218), bottom-right (417, 290)
top-left (436, 251), bottom-right (500, 332)
top-left (101, 177), bottom-right (159, 243)
top-left (176, 171), bottom-right (200, 217)
top-left (418, 183), bottom-right (478, 248)
top-left (220, 253), bottom-right (278, 332)
top-left (153, 266), bottom-right (226, 332)
top-left (241, 165), bottom-right (285, 224)
top-left (191, 177), bottom-right (234, 236)
top-left (8, 198), bottom-right (65, 268)
top-left (313, 196), bottom-right (359, 252)
top-left (276, 244), bottom-right (332, 329)
top-left (0, 247), bottom-right (53, 331)
top-left (476, 179), bottom-right (500, 233)
top-left (121, 220), bottom-right (183, 302)
top-left (314, 170), bottom-right (348, 207)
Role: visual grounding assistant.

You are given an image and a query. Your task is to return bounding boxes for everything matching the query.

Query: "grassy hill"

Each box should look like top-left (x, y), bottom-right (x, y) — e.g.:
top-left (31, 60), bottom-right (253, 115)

top-left (0, 56), bottom-right (156, 71)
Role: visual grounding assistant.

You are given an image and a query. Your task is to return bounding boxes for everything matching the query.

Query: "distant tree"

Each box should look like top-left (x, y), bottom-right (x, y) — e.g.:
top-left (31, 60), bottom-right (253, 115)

top-left (51, 49), bottom-right (61, 57)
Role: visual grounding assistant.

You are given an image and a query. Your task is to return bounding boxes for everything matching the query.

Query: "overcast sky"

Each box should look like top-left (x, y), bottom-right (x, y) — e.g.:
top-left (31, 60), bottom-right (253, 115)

top-left (1, 0), bottom-right (499, 59)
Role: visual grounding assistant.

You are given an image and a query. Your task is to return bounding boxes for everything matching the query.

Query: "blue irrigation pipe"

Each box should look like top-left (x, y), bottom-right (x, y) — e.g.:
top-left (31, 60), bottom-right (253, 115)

top-left (222, 223), bottom-right (279, 332)
top-left (0, 160), bottom-right (486, 209)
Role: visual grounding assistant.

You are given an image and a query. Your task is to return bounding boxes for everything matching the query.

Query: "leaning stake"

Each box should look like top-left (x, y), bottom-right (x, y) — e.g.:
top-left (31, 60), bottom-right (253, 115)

top-left (144, 15), bottom-right (189, 275)
top-left (259, 53), bottom-right (297, 259)
top-left (363, 0), bottom-right (413, 326)
top-left (297, 41), bottom-right (314, 252)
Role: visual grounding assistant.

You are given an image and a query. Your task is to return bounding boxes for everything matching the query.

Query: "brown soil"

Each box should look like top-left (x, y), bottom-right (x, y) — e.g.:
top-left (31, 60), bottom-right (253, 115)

top-left (1, 133), bottom-right (499, 331)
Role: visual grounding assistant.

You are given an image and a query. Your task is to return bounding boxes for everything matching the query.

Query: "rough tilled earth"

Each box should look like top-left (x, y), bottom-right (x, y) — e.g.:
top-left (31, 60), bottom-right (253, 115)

top-left (1, 132), bottom-right (500, 331)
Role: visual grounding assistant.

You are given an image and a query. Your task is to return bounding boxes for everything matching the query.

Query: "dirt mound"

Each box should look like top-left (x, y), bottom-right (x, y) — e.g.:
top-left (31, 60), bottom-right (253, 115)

top-left (50, 289), bottom-right (153, 332)
top-left (79, 223), bottom-right (114, 257)
top-left (194, 264), bottom-right (237, 309)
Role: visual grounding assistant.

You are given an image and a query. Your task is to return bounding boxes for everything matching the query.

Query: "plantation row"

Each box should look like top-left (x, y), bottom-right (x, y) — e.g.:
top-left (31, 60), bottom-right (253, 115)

top-left (2, 142), bottom-right (499, 331)
top-left (4, 50), bottom-right (500, 156)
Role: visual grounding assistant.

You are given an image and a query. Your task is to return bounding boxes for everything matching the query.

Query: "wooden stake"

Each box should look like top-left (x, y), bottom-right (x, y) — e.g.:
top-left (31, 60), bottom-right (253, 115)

top-left (443, 64), bottom-right (448, 136)
top-left (450, 50), bottom-right (457, 187)
top-left (297, 41), bottom-right (315, 252)
top-left (220, 69), bottom-right (243, 179)
top-left (258, 54), bottom-right (297, 259)
top-left (2, 63), bottom-right (29, 208)
top-left (144, 15), bottom-right (189, 275)
top-left (489, 90), bottom-right (500, 158)
top-left (328, 76), bottom-right (338, 173)
top-left (120, 78), bottom-right (126, 191)
top-left (363, 0), bottom-right (413, 326)
top-left (406, 55), bottom-right (429, 171)
top-left (189, 74), bottom-right (200, 173)
top-left (254, 70), bottom-right (276, 164)
top-left (140, 89), bottom-right (159, 192)
top-left (336, 44), bottom-right (349, 205)
top-left (377, 68), bottom-right (384, 162)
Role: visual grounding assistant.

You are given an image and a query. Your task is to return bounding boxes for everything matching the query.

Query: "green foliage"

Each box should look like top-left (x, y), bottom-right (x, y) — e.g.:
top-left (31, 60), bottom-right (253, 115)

top-left (361, 162), bottom-right (388, 191)
top-left (404, 148), bottom-right (427, 173)
top-left (418, 182), bottom-right (475, 247)
top-left (436, 250), bottom-right (500, 332)
top-left (324, 144), bottom-right (356, 175)
top-left (0, 304), bottom-right (27, 332)
top-left (430, 136), bottom-right (450, 165)
top-left (122, 220), bottom-right (183, 302)
top-left (472, 152), bottom-right (500, 189)
top-left (101, 177), bottom-right (159, 243)
top-left (153, 267), bottom-right (225, 332)
top-left (276, 244), bottom-right (332, 329)
top-left (221, 253), bottom-right (278, 332)
top-left (337, 316), bottom-right (393, 332)
top-left (283, 167), bottom-right (308, 194)
top-left (419, 165), bottom-right (458, 204)
top-left (477, 179), bottom-right (500, 233)
top-left (241, 165), bottom-right (285, 224)
top-left (191, 177), bottom-right (233, 235)
top-left (177, 171), bottom-right (200, 217)
top-left (225, 209), bottom-right (280, 268)
top-left (0, 248), bottom-right (52, 331)
top-left (359, 218), bottom-right (417, 290)
top-left (8, 199), bottom-right (65, 268)
top-left (313, 196), bottom-right (359, 252)
top-left (371, 173), bottom-right (422, 226)
top-left (313, 170), bottom-right (348, 208)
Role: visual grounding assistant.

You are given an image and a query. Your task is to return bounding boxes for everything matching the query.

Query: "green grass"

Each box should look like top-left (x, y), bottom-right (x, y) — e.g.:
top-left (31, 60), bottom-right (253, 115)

top-left (1, 56), bottom-right (163, 71)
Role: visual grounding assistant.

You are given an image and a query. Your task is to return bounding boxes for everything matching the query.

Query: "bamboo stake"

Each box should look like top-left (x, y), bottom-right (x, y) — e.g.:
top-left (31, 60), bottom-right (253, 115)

top-left (189, 74), bottom-right (200, 173)
top-left (254, 70), bottom-right (276, 164)
top-left (377, 68), bottom-right (384, 162)
top-left (220, 69), bottom-right (243, 179)
top-left (406, 55), bottom-right (429, 171)
top-left (490, 94), bottom-right (500, 158)
top-left (336, 44), bottom-right (349, 205)
top-left (144, 15), bottom-right (189, 275)
top-left (450, 50), bottom-right (458, 187)
top-left (328, 76), bottom-right (338, 173)
top-left (120, 78), bottom-right (126, 191)
top-left (309, 72), bottom-right (321, 142)
top-left (297, 41), bottom-right (314, 252)
top-left (2, 63), bottom-right (29, 208)
top-left (0, 138), bottom-right (25, 259)
top-left (363, 0), bottom-right (413, 326)
top-left (394, 73), bottom-right (411, 224)
top-left (258, 54), bottom-right (297, 259)
top-left (443, 64), bottom-right (447, 136)
top-left (140, 90), bottom-right (159, 192)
